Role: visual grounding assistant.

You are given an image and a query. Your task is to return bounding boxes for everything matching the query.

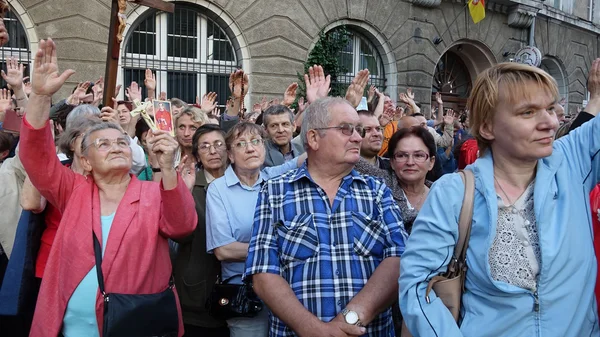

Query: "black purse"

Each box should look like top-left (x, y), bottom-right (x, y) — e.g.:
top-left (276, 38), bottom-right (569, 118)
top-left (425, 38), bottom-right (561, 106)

top-left (206, 274), bottom-right (263, 320)
top-left (93, 233), bottom-right (179, 337)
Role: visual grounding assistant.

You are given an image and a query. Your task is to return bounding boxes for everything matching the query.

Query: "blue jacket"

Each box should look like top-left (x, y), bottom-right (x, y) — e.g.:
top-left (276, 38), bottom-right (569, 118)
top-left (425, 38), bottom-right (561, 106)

top-left (399, 113), bottom-right (600, 336)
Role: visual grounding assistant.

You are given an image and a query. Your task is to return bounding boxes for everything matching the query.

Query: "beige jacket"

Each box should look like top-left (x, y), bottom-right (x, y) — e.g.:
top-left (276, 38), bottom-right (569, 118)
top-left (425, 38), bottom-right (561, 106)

top-left (0, 147), bottom-right (26, 258)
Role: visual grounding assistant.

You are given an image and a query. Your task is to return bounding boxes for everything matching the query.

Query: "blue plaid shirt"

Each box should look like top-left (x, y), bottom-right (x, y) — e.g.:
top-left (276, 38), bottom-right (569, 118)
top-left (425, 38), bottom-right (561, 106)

top-left (244, 163), bottom-right (407, 337)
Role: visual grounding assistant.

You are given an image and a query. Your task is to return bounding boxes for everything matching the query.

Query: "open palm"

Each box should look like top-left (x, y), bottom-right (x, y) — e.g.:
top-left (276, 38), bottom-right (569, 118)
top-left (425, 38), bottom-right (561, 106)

top-left (32, 39), bottom-right (75, 97)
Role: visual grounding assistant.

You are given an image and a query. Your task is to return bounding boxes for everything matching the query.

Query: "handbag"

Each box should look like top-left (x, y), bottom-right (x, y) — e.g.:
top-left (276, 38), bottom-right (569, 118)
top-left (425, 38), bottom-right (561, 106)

top-left (401, 170), bottom-right (475, 336)
top-left (92, 232), bottom-right (179, 337)
top-left (206, 274), bottom-right (263, 320)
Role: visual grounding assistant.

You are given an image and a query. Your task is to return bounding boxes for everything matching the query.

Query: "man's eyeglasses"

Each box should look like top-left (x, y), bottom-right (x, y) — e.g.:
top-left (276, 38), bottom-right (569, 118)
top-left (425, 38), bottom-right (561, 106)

top-left (85, 137), bottom-right (131, 152)
top-left (198, 140), bottom-right (225, 153)
top-left (393, 151), bottom-right (430, 163)
top-left (233, 138), bottom-right (264, 150)
top-left (314, 123), bottom-right (366, 138)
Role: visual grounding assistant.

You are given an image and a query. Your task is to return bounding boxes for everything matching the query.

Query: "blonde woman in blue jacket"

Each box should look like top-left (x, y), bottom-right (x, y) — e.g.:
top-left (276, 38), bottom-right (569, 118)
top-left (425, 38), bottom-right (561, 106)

top-left (400, 60), bottom-right (600, 337)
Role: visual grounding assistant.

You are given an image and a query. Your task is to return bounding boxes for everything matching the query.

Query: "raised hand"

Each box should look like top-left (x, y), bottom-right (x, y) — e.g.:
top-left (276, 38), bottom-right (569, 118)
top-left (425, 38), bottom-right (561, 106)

top-left (92, 76), bottom-right (104, 107)
top-left (443, 109), bottom-right (454, 125)
top-left (304, 65), bottom-right (331, 104)
top-left (1, 56), bottom-right (25, 90)
top-left (407, 87), bottom-right (415, 100)
top-left (176, 155), bottom-right (196, 191)
top-left (589, 58), bottom-right (600, 100)
top-left (252, 102), bottom-right (262, 114)
top-left (297, 96), bottom-right (307, 115)
top-left (212, 107), bottom-right (222, 119)
top-left (31, 39), bottom-right (75, 97)
top-left (100, 97), bottom-right (120, 124)
top-left (282, 82), bottom-right (298, 106)
top-left (399, 92), bottom-right (411, 104)
top-left (0, 88), bottom-right (11, 112)
top-left (144, 68), bottom-right (156, 91)
top-left (260, 96), bottom-right (269, 111)
top-left (147, 129), bottom-right (179, 170)
top-left (67, 82), bottom-right (92, 105)
top-left (367, 85), bottom-right (376, 103)
top-left (345, 69), bottom-right (370, 108)
top-left (159, 91), bottom-right (167, 101)
top-left (435, 91), bottom-right (443, 105)
top-left (200, 92), bottom-right (218, 114)
top-left (229, 69), bottom-right (249, 99)
top-left (125, 81), bottom-right (142, 102)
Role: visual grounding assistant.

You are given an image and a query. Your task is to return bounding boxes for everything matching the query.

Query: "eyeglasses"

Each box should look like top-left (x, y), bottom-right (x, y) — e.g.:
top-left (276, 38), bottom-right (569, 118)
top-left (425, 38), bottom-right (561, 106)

top-left (233, 138), bottom-right (264, 150)
top-left (313, 123), bottom-right (366, 138)
top-left (198, 140), bottom-right (225, 153)
top-left (364, 126), bottom-right (384, 134)
top-left (393, 151), bottom-right (430, 163)
top-left (85, 137), bottom-right (131, 152)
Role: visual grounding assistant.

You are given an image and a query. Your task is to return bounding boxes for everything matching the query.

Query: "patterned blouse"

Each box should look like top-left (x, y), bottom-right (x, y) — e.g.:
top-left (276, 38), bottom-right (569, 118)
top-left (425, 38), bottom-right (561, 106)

top-left (489, 181), bottom-right (541, 291)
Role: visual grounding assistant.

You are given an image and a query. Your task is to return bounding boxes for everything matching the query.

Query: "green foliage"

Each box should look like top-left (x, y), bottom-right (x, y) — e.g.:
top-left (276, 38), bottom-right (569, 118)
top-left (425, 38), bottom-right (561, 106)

top-left (295, 26), bottom-right (351, 105)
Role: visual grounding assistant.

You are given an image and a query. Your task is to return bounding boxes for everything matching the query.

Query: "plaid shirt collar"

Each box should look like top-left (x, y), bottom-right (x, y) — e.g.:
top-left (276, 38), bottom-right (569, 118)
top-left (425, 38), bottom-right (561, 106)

top-left (286, 162), bottom-right (368, 186)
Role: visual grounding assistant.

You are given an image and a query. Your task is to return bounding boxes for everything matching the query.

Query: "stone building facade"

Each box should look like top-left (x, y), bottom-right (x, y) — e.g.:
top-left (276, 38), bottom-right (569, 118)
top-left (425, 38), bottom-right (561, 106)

top-left (4, 0), bottom-right (600, 114)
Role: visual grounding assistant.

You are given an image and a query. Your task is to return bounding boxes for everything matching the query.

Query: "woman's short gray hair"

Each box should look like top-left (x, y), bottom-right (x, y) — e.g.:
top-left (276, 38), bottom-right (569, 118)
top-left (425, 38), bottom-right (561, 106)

top-left (66, 104), bottom-right (101, 130)
top-left (300, 97), bottom-right (348, 150)
top-left (58, 115), bottom-right (103, 159)
top-left (81, 122), bottom-right (126, 155)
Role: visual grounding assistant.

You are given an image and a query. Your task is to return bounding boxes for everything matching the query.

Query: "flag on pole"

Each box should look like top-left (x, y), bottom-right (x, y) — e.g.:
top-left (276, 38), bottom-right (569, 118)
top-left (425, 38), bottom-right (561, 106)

top-left (468, 0), bottom-right (485, 24)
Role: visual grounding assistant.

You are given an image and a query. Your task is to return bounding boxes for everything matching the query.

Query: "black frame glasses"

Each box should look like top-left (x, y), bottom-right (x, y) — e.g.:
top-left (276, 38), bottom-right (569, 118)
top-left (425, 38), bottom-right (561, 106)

top-left (313, 123), bottom-right (366, 138)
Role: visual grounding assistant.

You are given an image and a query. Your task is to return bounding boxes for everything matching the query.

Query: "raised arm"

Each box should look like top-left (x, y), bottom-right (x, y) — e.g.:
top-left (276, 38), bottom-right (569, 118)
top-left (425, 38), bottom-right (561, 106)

top-left (2, 57), bottom-right (28, 108)
top-left (20, 38), bottom-right (78, 211)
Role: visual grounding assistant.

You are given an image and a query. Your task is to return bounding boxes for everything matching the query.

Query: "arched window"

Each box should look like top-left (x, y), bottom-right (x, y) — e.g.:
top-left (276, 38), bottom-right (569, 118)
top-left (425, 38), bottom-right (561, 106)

top-left (540, 57), bottom-right (567, 105)
top-left (331, 28), bottom-right (386, 94)
top-left (122, 5), bottom-right (239, 104)
top-left (0, 8), bottom-right (30, 88)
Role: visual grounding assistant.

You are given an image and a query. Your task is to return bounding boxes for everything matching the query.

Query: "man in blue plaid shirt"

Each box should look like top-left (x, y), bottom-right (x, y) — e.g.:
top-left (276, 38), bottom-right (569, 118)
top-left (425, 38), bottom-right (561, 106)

top-left (245, 97), bottom-right (407, 337)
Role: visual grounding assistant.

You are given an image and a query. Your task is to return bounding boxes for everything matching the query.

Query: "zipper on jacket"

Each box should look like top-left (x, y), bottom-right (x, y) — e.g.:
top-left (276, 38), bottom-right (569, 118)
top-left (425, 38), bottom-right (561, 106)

top-left (533, 291), bottom-right (539, 312)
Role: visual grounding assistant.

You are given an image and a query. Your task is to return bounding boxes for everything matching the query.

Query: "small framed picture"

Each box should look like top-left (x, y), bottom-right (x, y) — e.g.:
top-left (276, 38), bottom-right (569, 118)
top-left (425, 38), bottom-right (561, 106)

top-left (153, 100), bottom-right (174, 136)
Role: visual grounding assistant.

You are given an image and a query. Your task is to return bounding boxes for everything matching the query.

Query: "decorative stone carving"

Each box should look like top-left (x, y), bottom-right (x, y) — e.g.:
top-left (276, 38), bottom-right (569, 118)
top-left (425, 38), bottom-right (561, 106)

top-left (508, 4), bottom-right (537, 28)
top-left (411, 0), bottom-right (442, 9)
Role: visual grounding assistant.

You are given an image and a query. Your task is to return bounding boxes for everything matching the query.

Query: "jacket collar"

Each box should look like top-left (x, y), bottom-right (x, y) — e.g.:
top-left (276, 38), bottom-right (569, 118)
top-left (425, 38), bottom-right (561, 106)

top-left (223, 164), bottom-right (266, 189)
top-left (287, 162), bottom-right (368, 185)
top-left (194, 169), bottom-right (209, 188)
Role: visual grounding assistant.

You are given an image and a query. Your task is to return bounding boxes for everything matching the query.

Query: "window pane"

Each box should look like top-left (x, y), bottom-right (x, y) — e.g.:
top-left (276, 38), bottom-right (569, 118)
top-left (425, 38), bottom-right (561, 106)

top-left (167, 36), bottom-right (197, 58)
top-left (124, 68), bottom-right (148, 98)
top-left (206, 74), bottom-right (231, 106)
top-left (137, 15), bottom-right (155, 32)
top-left (167, 71), bottom-right (197, 103)
top-left (359, 37), bottom-right (379, 76)
top-left (4, 12), bottom-right (27, 49)
top-left (126, 32), bottom-right (156, 54)
top-left (208, 39), bottom-right (234, 61)
top-left (167, 10), bottom-right (197, 36)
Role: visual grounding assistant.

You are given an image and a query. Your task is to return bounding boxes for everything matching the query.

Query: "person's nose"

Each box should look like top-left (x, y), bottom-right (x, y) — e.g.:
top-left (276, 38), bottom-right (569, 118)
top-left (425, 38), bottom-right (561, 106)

top-left (209, 145), bottom-right (217, 154)
top-left (184, 128), bottom-right (193, 137)
top-left (539, 108), bottom-right (559, 131)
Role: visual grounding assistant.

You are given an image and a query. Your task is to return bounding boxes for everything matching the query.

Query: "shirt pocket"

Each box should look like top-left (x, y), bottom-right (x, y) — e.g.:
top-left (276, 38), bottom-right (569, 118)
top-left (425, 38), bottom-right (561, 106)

top-left (352, 212), bottom-right (385, 257)
top-left (276, 214), bottom-right (319, 263)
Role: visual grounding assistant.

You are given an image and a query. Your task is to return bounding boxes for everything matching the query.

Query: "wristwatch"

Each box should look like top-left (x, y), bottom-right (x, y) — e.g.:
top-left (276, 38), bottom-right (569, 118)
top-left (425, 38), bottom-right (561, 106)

top-left (341, 308), bottom-right (363, 327)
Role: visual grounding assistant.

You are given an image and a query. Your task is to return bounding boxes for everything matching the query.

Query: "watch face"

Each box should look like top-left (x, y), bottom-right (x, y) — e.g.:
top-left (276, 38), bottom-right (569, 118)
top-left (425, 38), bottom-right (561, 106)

top-left (345, 311), bottom-right (359, 325)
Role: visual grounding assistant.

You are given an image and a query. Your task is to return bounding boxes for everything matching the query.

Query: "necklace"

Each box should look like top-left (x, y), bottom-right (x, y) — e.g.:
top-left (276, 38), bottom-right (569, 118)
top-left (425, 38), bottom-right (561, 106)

top-left (493, 175), bottom-right (517, 206)
top-left (404, 187), bottom-right (427, 209)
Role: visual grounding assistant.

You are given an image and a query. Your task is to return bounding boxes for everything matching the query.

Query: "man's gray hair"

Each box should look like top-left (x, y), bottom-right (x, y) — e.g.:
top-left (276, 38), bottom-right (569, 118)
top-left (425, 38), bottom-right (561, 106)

top-left (262, 104), bottom-right (294, 127)
top-left (81, 122), bottom-right (126, 155)
top-left (67, 104), bottom-right (101, 130)
top-left (300, 97), bottom-right (349, 150)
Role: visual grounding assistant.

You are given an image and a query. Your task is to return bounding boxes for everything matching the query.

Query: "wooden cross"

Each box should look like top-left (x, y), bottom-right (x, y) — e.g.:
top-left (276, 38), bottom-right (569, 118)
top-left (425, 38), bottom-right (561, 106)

top-left (103, 0), bottom-right (174, 107)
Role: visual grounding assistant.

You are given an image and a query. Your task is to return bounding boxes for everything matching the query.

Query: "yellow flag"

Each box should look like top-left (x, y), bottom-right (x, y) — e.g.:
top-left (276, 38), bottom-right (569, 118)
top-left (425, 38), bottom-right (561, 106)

top-left (468, 0), bottom-right (485, 24)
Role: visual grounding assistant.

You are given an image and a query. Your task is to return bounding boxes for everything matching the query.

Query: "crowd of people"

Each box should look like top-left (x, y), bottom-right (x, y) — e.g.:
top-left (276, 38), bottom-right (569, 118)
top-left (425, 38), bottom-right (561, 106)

top-left (1, 21), bottom-right (600, 337)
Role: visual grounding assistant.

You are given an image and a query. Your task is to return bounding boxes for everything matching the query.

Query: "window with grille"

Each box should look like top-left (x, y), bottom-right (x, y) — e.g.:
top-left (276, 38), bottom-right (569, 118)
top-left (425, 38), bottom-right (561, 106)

top-left (0, 8), bottom-right (30, 88)
top-left (331, 29), bottom-right (386, 94)
top-left (122, 5), bottom-right (239, 105)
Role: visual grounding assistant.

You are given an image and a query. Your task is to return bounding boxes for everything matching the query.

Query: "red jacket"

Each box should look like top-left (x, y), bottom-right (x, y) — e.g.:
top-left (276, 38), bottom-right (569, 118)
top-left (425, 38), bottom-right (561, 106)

top-left (20, 119), bottom-right (197, 337)
top-left (591, 184), bottom-right (600, 314)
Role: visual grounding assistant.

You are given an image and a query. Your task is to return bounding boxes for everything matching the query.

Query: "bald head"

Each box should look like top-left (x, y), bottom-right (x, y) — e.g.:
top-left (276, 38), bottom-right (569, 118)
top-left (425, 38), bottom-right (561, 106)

top-left (398, 116), bottom-right (419, 129)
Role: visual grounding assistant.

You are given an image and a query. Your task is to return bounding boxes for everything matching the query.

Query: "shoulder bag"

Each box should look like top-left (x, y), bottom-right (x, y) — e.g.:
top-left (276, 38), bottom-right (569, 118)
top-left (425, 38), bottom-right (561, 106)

top-left (206, 274), bottom-right (263, 320)
top-left (93, 233), bottom-right (179, 337)
top-left (401, 169), bottom-right (475, 336)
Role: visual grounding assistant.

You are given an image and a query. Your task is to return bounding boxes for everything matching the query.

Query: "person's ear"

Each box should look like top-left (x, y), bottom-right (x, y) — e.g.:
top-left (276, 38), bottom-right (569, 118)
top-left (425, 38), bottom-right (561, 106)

top-left (479, 121), bottom-right (495, 142)
top-left (227, 150), bottom-right (235, 164)
top-left (0, 149), bottom-right (9, 161)
top-left (428, 156), bottom-right (436, 172)
top-left (306, 130), bottom-right (320, 151)
top-left (80, 155), bottom-right (93, 172)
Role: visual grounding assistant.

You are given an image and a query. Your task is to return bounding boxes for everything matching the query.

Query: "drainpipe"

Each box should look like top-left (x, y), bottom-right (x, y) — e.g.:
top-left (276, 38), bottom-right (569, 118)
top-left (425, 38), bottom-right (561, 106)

top-left (529, 16), bottom-right (536, 46)
top-left (590, 0), bottom-right (593, 21)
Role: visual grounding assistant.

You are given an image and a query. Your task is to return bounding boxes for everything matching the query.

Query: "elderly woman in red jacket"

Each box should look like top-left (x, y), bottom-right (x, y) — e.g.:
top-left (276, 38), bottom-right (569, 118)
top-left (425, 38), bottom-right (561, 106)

top-left (20, 39), bottom-right (197, 337)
